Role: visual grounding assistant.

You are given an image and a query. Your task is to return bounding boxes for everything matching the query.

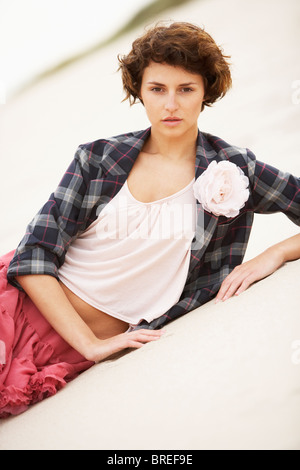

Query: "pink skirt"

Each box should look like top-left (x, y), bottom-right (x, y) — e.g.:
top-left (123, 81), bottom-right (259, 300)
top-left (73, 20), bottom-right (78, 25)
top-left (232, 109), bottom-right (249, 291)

top-left (0, 251), bottom-right (94, 419)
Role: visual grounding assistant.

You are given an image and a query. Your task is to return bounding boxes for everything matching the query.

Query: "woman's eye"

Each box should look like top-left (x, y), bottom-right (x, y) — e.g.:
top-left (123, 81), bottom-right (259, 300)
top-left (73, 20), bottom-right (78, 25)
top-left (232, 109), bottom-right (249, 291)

top-left (149, 87), bottom-right (193, 93)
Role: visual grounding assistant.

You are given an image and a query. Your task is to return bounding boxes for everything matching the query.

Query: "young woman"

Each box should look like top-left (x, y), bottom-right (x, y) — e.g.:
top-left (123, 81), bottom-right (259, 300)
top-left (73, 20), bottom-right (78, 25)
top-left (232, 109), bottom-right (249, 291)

top-left (1, 22), bottom-right (299, 418)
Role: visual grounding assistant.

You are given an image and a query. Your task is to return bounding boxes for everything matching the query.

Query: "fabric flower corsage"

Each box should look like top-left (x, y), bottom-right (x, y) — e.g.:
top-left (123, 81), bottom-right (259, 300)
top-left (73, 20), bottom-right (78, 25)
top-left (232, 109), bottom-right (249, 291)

top-left (193, 160), bottom-right (250, 218)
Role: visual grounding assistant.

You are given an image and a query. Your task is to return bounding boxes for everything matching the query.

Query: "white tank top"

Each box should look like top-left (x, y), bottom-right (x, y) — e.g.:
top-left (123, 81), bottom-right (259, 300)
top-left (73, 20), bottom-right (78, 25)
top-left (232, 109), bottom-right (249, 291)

top-left (58, 179), bottom-right (196, 325)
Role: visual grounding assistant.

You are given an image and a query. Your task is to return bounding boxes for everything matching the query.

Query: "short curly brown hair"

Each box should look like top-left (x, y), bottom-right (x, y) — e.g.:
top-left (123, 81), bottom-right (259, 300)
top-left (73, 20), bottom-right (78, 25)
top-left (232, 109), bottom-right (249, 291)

top-left (118, 22), bottom-right (232, 110)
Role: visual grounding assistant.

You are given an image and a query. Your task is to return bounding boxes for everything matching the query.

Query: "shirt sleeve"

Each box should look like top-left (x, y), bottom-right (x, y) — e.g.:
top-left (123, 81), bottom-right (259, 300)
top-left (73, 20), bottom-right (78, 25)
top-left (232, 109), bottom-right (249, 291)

top-left (246, 149), bottom-right (300, 224)
top-left (7, 145), bottom-right (93, 290)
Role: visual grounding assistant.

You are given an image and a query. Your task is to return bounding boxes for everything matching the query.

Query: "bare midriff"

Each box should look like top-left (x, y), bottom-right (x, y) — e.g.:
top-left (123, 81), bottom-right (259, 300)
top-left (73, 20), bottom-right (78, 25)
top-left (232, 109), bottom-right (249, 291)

top-left (59, 280), bottom-right (129, 340)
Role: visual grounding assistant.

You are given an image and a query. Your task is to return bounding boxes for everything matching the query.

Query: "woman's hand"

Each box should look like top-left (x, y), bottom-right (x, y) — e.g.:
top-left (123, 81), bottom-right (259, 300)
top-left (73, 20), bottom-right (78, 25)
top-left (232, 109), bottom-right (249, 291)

top-left (215, 246), bottom-right (286, 303)
top-left (216, 232), bottom-right (300, 302)
top-left (88, 329), bottom-right (164, 363)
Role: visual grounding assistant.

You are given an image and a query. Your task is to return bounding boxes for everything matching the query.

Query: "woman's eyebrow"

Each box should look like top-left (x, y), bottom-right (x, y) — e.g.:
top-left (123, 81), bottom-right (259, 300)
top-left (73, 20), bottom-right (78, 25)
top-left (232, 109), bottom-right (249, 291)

top-left (146, 81), bottom-right (198, 86)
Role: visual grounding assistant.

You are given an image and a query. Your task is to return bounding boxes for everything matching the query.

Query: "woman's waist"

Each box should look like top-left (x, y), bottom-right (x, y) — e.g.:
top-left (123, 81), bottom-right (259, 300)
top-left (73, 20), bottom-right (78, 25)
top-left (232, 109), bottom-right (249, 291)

top-left (58, 280), bottom-right (129, 339)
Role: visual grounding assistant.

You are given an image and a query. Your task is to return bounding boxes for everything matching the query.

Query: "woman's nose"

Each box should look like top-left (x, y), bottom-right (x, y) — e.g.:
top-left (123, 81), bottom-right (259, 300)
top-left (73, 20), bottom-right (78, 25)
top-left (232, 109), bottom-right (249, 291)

top-left (164, 93), bottom-right (179, 112)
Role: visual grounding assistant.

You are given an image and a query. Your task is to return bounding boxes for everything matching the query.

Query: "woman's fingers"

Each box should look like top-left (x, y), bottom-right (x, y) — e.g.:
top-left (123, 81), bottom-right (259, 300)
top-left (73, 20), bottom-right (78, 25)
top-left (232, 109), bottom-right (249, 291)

top-left (125, 329), bottom-right (164, 347)
top-left (116, 328), bottom-right (164, 351)
top-left (93, 329), bottom-right (164, 363)
top-left (216, 265), bottom-right (256, 302)
top-left (234, 273), bottom-right (257, 296)
top-left (215, 267), bottom-right (240, 301)
top-left (216, 247), bottom-right (286, 304)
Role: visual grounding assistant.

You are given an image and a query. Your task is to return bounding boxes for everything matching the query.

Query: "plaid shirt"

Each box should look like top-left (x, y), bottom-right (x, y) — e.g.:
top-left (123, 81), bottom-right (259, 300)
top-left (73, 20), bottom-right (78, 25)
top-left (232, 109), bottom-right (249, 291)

top-left (7, 127), bottom-right (300, 330)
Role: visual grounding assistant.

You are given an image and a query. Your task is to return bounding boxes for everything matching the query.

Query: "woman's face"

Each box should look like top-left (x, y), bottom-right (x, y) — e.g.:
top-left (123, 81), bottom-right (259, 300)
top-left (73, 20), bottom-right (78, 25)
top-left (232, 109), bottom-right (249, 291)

top-left (139, 61), bottom-right (205, 138)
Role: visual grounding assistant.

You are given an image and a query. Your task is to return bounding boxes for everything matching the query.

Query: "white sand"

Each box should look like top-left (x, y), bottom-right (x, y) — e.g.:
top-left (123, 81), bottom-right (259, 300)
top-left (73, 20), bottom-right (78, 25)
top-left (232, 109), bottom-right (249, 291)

top-left (0, 0), bottom-right (300, 450)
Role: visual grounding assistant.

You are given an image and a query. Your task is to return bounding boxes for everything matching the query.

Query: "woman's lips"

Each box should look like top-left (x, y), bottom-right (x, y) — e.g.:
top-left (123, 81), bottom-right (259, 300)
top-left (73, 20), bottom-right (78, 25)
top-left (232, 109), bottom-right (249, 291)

top-left (162, 117), bottom-right (183, 127)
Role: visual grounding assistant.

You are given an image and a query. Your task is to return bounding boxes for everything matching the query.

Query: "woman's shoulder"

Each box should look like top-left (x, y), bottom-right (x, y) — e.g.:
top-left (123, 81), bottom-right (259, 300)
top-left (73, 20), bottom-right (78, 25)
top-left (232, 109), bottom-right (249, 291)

top-left (70, 128), bottom-right (151, 177)
top-left (77, 128), bottom-right (151, 157)
top-left (200, 130), bottom-right (254, 158)
top-left (71, 128), bottom-right (151, 176)
top-left (199, 130), bottom-right (256, 168)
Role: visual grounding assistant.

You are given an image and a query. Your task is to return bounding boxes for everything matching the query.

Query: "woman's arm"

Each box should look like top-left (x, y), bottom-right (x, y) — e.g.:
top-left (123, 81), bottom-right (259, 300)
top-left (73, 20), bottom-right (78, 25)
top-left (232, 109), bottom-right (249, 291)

top-left (215, 233), bottom-right (300, 302)
top-left (16, 274), bottom-right (163, 362)
top-left (7, 146), bottom-right (96, 289)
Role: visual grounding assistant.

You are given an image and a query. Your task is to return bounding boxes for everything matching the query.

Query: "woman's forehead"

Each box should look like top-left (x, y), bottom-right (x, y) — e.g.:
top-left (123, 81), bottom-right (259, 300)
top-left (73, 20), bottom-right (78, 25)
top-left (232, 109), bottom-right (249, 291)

top-left (141, 61), bottom-right (203, 83)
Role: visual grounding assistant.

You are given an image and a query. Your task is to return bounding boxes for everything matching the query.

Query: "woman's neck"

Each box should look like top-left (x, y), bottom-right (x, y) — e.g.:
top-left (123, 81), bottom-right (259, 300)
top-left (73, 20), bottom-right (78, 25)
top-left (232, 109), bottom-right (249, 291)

top-left (144, 126), bottom-right (198, 162)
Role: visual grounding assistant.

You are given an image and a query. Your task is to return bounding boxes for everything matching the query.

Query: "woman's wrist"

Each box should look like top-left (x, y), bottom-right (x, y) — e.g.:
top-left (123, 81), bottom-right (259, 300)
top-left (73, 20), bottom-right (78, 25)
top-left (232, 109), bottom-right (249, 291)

top-left (264, 244), bottom-right (286, 266)
top-left (266, 233), bottom-right (300, 265)
top-left (82, 337), bottom-right (104, 362)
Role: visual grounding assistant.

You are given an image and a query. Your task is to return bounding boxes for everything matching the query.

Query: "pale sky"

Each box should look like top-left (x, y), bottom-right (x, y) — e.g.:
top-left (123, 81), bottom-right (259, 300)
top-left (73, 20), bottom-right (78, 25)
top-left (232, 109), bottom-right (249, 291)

top-left (0, 0), bottom-right (153, 97)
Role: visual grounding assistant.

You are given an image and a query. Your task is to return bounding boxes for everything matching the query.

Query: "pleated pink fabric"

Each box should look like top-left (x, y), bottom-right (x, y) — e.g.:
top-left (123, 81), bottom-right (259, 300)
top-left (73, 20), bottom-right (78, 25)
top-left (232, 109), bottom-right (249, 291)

top-left (0, 251), bottom-right (94, 419)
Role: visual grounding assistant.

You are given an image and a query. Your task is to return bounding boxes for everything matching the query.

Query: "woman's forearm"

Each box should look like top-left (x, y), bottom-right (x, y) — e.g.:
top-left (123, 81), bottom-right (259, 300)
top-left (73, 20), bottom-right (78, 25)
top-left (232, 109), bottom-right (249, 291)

top-left (271, 232), bottom-right (300, 263)
top-left (15, 274), bottom-right (99, 360)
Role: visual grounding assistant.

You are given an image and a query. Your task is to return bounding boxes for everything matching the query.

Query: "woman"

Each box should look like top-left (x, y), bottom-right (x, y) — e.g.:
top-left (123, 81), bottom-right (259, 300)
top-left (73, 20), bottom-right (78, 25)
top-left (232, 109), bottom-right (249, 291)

top-left (1, 22), bottom-right (300, 418)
